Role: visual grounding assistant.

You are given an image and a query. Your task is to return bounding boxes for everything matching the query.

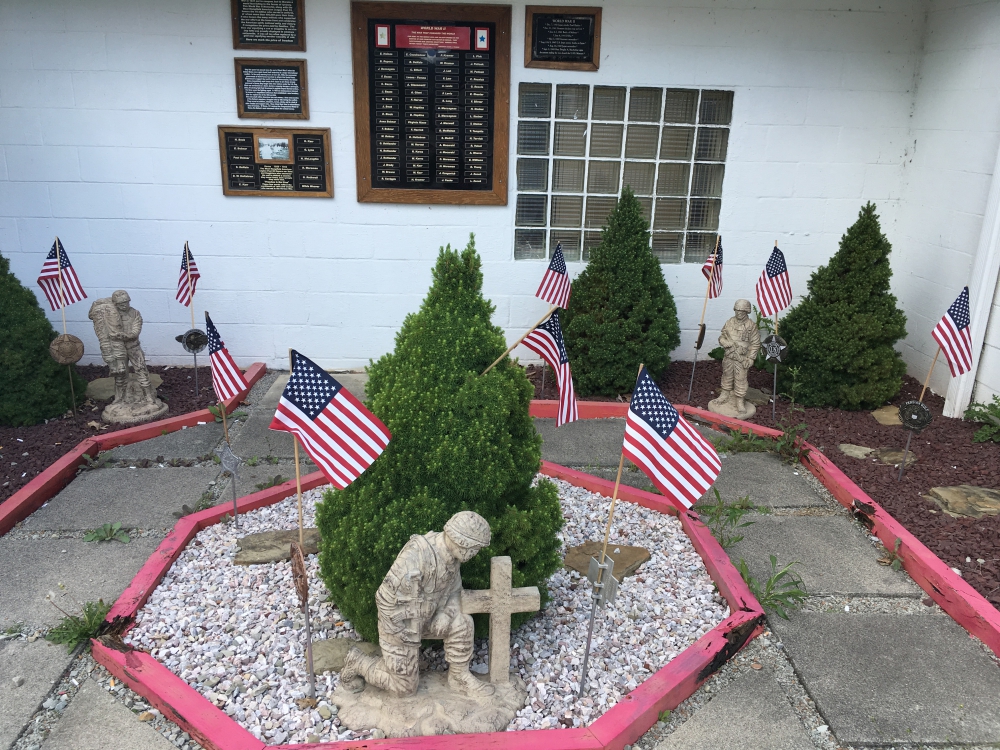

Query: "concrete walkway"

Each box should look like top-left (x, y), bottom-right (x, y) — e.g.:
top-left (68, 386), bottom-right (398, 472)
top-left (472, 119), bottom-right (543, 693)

top-left (1, 382), bottom-right (999, 750)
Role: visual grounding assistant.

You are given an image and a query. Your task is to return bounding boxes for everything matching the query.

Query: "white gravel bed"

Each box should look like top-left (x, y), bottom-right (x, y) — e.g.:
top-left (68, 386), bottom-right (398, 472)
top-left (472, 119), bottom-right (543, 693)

top-left (126, 476), bottom-right (728, 743)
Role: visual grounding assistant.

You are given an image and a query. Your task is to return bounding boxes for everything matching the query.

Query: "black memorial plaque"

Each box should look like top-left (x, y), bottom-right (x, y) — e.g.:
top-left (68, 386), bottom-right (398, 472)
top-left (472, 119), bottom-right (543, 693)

top-left (235, 59), bottom-right (308, 119)
top-left (525, 6), bottom-right (600, 70)
top-left (367, 20), bottom-right (496, 191)
top-left (218, 127), bottom-right (331, 197)
top-left (231, 0), bottom-right (305, 51)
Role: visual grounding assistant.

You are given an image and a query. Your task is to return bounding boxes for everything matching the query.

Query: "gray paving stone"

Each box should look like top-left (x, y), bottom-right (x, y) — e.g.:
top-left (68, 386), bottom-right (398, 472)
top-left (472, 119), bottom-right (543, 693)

top-left (536, 417), bottom-right (627, 467)
top-left (225, 462), bottom-right (317, 501)
top-left (107, 422), bottom-right (224, 461)
top-left (21, 467), bottom-right (221, 531)
top-left (771, 613), bottom-right (1000, 745)
top-left (701, 452), bottom-right (827, 508)
top-left (656, 668), bottom-right (814, 750)
top-left (725, 514), bottom-right (919, 597)
top-left (0, 537), bottom-right (160, 631)
top-left (0, 639), bottom-right (75, 750)
top-left (40, 675), bottom-right (175, 750)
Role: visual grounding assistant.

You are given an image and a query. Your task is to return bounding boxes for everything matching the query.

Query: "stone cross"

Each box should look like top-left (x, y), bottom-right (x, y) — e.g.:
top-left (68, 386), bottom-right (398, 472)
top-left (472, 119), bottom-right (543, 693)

top-left (460, 556), bottom-right (539, 684)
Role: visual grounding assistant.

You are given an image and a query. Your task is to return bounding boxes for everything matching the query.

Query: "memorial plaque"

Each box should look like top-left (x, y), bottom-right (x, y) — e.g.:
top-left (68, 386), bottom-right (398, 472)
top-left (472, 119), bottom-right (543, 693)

top-left (231, 0), bottom-right (305, 51)
top-left (351, 2), bottom-right (510, 205)
top-left (235, 58), bottom-right (309, 119)
top-left (217, 126), bottom-right (332, 197)
top-left (525, 6), bottom-right (601, 71)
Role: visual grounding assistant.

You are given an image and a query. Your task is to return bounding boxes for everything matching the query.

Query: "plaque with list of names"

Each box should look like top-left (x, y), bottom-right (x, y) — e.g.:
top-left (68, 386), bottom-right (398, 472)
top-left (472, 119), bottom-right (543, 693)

top-left (525, 6), bottom-right (601, 71)
top-left (351, 2), bottom-right (511, 205)
top-left (231, 0), bottom-right (306, 51)
top-left (235, 59), bottom-right (309, 119)
top-left (218, 126), bottom-right (332, 197)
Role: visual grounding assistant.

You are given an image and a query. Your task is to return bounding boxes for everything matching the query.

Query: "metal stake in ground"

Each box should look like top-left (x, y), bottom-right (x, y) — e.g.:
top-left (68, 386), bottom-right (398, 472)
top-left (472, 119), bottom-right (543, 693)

top-left (688, 236), bottom-right (721, 403)
top-left (290, 541), bottom-right (316, 699)
top-left (218, 441), bottom-right (242, 527)
top-left (761, 330), bottom-right (787, 422)
top-left (52, 236), bottom-right (78, 419)
top-left (897, 400), bottom-right (932, 480)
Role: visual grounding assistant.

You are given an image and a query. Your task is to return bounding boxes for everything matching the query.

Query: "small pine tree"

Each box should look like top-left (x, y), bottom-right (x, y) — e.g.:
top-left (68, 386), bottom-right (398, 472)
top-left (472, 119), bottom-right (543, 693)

top-left (562, 188), bottom-right (681, 396)
top-left (779, 203), bottom-right (907, 409)
top-left (316, 235), bottom-right (563, 642)
top-left (0, 252), bottom-right (86, 426)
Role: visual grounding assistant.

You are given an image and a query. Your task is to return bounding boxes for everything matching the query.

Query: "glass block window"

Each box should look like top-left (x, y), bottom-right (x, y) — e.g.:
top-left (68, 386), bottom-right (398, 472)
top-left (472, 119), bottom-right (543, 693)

top-left (513, 84), bottom-right (732, 263)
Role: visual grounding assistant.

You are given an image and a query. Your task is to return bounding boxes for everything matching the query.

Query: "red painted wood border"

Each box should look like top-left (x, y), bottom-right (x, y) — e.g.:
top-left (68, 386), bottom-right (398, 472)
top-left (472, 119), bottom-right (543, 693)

top-left (0, 363), bottom-right (266, 537)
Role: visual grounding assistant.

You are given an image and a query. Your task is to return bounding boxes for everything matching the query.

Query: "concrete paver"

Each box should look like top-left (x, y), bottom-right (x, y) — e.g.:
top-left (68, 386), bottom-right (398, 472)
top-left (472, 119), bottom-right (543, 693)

top-left (703, 452), bottom-right (826, 508)
top-left (656, 668), bottom-right (814, 750)
top-left (0, 537), bottom-right (161, 631)
top-left (108, 422), bottom-right (224, 461)
top-left (771, 612), bottom-right (1000, 745)
top-left (40, 676), bottom-right (176, 750)
top-left (536, 417), bottom-right (627, 467)
top-left (0, 639), bottom-right (75, 750)
top-left (226, 462), bottom-right (318, 501)
top-left (726, 514), bottom-right (920, 597)
top-left (21, 467), bottom-right (222, 531)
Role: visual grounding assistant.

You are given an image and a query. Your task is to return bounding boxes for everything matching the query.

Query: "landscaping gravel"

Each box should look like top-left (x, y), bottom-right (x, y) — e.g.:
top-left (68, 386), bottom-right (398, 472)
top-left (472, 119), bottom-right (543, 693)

top-left (126, 476), bottom-right (728, 742)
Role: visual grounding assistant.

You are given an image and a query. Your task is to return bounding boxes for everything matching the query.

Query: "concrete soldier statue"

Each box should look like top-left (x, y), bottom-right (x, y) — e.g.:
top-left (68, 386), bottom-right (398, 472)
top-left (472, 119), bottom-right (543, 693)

top-left (340, 510), bottom-right (495, 698)
top-left (708, 299), bottom-right (761, 419)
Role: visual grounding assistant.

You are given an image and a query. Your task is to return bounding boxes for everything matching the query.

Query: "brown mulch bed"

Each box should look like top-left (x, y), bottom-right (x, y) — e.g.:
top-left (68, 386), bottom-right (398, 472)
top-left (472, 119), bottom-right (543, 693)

top-left (531, 359), bottom-right (1000, 610)
top-left (0, 364), bottom-right (218, 506)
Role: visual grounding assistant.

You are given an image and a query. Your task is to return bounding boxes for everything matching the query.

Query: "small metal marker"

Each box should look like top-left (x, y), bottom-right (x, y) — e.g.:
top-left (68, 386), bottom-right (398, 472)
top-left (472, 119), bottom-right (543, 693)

top-left (762, 334), bottom-right (788, 421)
top-left (578, 556), bottom-right (619, 700)
top-left (896, 400), bottom-right (932, 481)
top-left (217, 441), bottom-right (242, 527)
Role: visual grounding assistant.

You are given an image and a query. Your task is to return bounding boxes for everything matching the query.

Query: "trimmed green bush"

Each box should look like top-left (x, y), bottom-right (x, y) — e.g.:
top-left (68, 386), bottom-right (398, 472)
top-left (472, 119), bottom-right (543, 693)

top-left (0, 252), bottom-right (86, 426)
top-left (562, 188), bottom-right (681, 396)
top-left (316, 235), bottom-right (563, 642)
top-left (779, 203), bottom-right (907, 409)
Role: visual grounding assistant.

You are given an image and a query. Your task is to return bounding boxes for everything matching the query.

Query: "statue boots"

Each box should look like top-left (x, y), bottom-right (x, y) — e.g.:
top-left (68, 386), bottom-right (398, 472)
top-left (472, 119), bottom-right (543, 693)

top-left (340, 647), bottom-right (390, 694)
top-left (734, 396), bottom-right (747, 414)
top-left (715, 388), bottom-right (732, 405)
top-left (447, 660), bottom-right (495, 698)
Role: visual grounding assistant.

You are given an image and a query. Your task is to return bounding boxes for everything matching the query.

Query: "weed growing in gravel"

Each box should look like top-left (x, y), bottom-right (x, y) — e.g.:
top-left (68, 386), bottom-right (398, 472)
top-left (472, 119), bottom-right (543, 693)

top-left (2, 622), bottom-right (25, 638)
top-left (774, 365), bottom-right (811, 464)
top-left (77, 452), bottom-right (112, 471)
top-left (711, 429), bottom-right (772, 455)
top-left (701, 489), bottom-right (769, 549)
top-left (266, 455), bottom-right (280, 465)
top-left (83, 522), bottom-right (130, 544)
top-left (44, 585), bottom-right (110, 651)
top-left (877, 537), bottom-right (904, 571)
top-left (737, 555), bottom-right (808, 619)
top-left (964, 395), bottom-right (1000, 443)
top-left (174, 491), bottom-right (216, 518)
top-left (247, 456), bottom-right (260, 466)
top-left (255, 474), bottom-right (288, 491)
top-left (207, 404), bottom-right (247, 423)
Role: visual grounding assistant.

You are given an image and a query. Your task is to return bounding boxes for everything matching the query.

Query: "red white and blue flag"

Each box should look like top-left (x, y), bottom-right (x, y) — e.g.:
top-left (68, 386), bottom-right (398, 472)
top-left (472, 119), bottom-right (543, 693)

top-left (521, 310), bottom-right (578, 427)
top-left (623, 367), bottom-right (721, 509)
top-left (932, 286), bottom-right (973, 377)
top-left (205, 312), bottom-right (249, 402)
top-left (701, 240), bottom-right (723, 299)
top-left (269, 350), bottom-right (392, 489)
top-left (37, 238), bottom-right (87, 311)
top-left (756, 245), bottom-right (793, 317)
top-left (536, 242), bottom-right (572, 309)
top-left (176, 243), bottom-right (201, 307)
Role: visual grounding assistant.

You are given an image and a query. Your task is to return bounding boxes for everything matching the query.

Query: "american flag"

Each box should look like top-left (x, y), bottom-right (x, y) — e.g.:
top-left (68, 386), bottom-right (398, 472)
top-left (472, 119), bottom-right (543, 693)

top-left (622, 366), bottom-right (721, 509)
top-left (932, 287), bottom-right (973, 377)
top-left (535, 242), bottom-right (572, 309)
top-left (756, 245), bottom-right (793, 317)
top-left (176, 243), bottom-right (201, 307)
top-left (521, 310), bottom-right (578, 427)
top-left (205, 312), bottom-right (249, 402)
top-left (701, 240), bottom-right (723, 299)
top-left (37, 238), bottom-right (87, 311)
top-left (269, 350), bottom-right (392, 489)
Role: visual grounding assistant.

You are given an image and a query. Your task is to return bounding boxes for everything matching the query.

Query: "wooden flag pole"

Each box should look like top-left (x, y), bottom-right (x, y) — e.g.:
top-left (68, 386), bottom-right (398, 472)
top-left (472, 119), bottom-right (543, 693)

top-left (687, 236), bottom-right (721, 403)
top-left (919, 348), bottom-right (941, 404)
top-left (481, 305), bottom-right (556, 376)
top-left (290, 349), bottom-right (305, 548)
top-left (54, 236), bottom-right (77, 418)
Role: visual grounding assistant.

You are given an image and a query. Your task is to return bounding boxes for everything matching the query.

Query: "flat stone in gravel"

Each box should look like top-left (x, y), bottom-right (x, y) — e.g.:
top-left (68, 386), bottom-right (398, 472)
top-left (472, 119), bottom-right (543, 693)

top-left (313, 638), bottom-right (381, 673)
top-left (107, 422), bottom-right (224, 461)
top-left (21, 467), bottom-right (222, 531)
top-left (700, 453), bottom-right (826, 509)
top-left (225, 463), bottom-right (316, 500)
top-left (234, 528), bottom-right (320, 565)
top-left (0, 639), bottom-right (76, 750)
top-left (563, 541), bottom-right (650, 580)
top-left (39, 676), bottom-right (176, 750)
top-left (725, 515), bottom-right (919, 597)
top-left (655, 667), bottom-right (814, 750)
top-left (0, 537), bottom-right (161, 630)
top-left (770, 613), bottom-right (1000, 745)
top-left (536, 417), bottom-right (627, 467)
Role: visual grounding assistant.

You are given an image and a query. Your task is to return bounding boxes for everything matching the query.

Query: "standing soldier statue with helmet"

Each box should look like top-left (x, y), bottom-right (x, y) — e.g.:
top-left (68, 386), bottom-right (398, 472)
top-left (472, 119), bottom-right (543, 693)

top-left (708, 299), bottom-right (761, 419)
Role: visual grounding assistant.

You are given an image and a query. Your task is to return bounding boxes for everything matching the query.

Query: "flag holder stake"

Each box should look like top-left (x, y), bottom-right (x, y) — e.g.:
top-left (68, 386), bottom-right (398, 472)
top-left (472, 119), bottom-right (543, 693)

top-left (578, 364), bottom-right (643, 700)
top-left (540, 364), bottom-right (547, 399)
top-left (919, 347), bottom-right (940, 404)
top-left (289, 350), bottom-right (305, 548)
top-left (482, 306), bottom-right (556, 376)
top-left (53, 236), bottom-right (77, 419)
top-left (899, 347), bottom-right (940, 480)
top-left (184, 242), bottom-right (199, 404)
top-left (688, 236), bottom-right (721, 404)
top-left (290, 542), bottom-right (316, 700)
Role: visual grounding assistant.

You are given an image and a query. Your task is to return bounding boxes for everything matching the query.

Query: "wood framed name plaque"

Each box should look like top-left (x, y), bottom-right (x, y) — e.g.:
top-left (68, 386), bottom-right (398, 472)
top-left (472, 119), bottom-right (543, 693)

top-left (218, 126), bottom-right (332, 197)
top-left (524, 6), bottom-right (601, 71)
top-left (351, 2), bottom-right (511, 205)
top-left (231, 0), bottom-right (306, 51)
top-left (235, 59), bottom-right (309, 119)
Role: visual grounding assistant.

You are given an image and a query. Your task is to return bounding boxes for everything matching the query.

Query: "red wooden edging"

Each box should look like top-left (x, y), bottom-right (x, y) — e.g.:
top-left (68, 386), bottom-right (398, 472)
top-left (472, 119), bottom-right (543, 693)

top-left (273, 727), bottom-right (604, 750)
top-left (0, 363), bottom-right (266, 538)
top-left (530, 400), bottom-right (628, 420)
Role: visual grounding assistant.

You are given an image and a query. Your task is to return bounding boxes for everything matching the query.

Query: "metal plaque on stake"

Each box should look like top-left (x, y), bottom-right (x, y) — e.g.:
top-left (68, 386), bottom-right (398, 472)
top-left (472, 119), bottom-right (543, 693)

top-left (290, 541), bottom-right (316, 700)
top-left (217, 441), bottom-right (242, 527)
top-left (176, 328), bottom-right (208, 403)
top-left (762, 333), bottom-right (787, 421)
top-left (586, 556), bottom-right (619, 609)
top-left (896, 400), bottom-right (933, 481)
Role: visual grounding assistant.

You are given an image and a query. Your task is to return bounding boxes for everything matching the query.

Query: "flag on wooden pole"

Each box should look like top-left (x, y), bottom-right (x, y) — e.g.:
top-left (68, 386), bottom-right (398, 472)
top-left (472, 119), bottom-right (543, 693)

top-left (535, 242), bottom-right (572, 309)
top-left (270, 350), bottom-right (392, 489)
top-left (932, 286), bottom-right (973, 376)
top-left (701, 241), bottom-right (723, 299)
top-left (175, 244), bottom-right (201, 306)
top-left (623, 367), bottom-right (721, 509)
top-left (755, 245), bottom-right (792, 317)
top-left (521, 310), bottom-right (578, 426)
top-left (205, 312), bottom-right (249, 402)
top-left (37, 239), bottom-right (87, 311)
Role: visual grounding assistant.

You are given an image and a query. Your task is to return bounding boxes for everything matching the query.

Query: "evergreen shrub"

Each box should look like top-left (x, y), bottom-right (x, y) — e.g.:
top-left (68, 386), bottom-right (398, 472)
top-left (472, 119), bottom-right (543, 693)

top-left (316, 236), bottom-right (564, 642)
top-left (0, 252), bottom-right (86, 426)
top-left (562, 188), bottom-right (681, 396)
top-left (779, 203), bottom-right (907, 409)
